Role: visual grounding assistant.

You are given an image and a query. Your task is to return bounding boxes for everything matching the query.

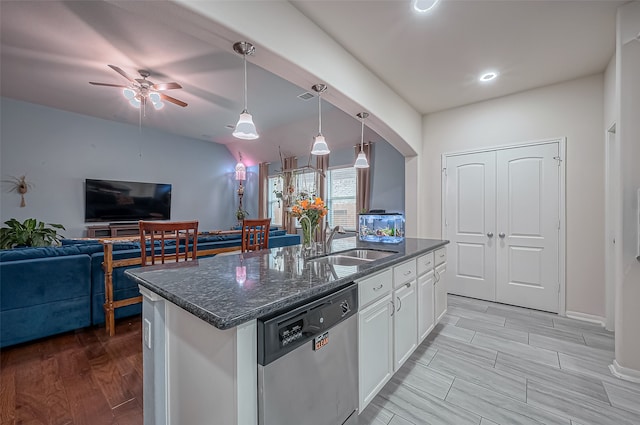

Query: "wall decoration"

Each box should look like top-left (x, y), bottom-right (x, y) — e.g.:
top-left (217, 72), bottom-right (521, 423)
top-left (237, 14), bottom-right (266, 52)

top-left (3, 175), bottom-right (33, 207)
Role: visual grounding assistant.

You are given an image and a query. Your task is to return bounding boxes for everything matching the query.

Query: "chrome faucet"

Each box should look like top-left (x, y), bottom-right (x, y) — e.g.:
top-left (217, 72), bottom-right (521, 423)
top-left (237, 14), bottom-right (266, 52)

top-left (325, 223), bottom-right (346, 253)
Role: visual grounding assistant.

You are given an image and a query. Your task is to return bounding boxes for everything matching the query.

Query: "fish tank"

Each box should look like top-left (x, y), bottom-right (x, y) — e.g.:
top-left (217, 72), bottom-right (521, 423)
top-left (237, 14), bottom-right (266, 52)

top-left (358, 213), bottom-right (405, 243)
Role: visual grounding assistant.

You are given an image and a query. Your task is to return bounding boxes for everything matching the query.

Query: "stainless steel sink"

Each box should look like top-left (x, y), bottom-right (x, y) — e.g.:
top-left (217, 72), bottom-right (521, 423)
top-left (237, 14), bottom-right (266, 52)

top-left (309, 255), bottom-right (374, 266)
top-left (338, 249), bottom-right (397, 260)
top-left (308, 249), bottom-right (397, 266)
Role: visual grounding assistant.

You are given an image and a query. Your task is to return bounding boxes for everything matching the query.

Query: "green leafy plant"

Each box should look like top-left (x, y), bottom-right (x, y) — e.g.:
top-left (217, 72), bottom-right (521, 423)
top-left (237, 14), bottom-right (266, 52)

top-left (236, 208), bottom-right (249, 221)
top-left (0, 218), bottom-right (65, 249)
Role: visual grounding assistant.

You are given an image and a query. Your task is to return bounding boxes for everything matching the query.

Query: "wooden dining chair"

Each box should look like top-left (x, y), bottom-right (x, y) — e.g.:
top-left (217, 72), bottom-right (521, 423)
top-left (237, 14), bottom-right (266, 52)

top-left (241, 218), bottom-right (271, 252)
top-left (139, 220), bottom-right (199, 265)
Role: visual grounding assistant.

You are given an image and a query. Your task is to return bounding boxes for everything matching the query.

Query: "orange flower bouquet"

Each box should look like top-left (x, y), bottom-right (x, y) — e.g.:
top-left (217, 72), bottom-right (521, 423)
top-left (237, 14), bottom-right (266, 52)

top-left (291, 196), bottom-right (328, 247)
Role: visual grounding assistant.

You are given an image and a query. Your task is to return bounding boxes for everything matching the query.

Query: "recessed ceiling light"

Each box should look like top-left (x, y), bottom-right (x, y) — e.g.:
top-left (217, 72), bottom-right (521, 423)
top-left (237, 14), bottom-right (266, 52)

top-left (412, 0), bottom-right (441, 13)
top-left (479, 71), bottom-right (499, 82)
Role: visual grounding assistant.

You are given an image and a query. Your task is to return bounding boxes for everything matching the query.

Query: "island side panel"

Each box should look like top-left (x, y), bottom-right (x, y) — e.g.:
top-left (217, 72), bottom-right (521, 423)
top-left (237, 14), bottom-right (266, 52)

top-left (237, 320), bottom-right (258, 425)
top-left (140, 287), bottom-right (167, 425)
top-left (165, 300), bottom-right (257, 425)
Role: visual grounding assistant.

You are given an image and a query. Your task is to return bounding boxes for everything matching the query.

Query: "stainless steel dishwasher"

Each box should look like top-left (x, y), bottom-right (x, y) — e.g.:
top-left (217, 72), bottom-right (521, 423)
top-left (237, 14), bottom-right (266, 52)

top-left (257, 283), bottom-right (359, 425)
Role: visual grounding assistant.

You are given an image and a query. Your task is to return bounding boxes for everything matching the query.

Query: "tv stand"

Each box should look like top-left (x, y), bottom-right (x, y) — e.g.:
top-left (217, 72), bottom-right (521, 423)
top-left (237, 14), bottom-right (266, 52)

top-left (86, 223), bottom-right (140, 238)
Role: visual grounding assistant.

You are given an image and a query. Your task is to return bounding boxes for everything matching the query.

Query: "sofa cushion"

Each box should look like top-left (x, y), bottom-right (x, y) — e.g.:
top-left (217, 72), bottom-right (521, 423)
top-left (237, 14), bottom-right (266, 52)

top-left (0, 254), bottom-right (92, 348)
top-left (0, 245), bottom-right (101, 261)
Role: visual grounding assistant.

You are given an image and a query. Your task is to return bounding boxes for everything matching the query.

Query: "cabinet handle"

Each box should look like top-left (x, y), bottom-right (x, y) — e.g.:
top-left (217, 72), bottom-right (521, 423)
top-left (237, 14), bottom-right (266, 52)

top-left (439, 253), bottom-right (446, 258)
top-left (372, 284), bottom-right (383, 291)
top-left (434, 269), bottom-right (440, 283)
top-left (390, 300), bottom-right (395, 317)
top-left (405, 282), bottom-right (411, 288)
top-left (487, 232), bottom-right (494, 238)
top-left (499, 233), bottom-right (505, 238)
top-left (403, 270), bottom-right (412, 276)
top-left (396, 296), bottom-right (402, 312)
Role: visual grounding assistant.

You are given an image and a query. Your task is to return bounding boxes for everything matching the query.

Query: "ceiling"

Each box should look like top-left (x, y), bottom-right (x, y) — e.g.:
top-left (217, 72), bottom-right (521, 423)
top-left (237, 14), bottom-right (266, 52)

top-left (0, 1), bottom-right (623, 166)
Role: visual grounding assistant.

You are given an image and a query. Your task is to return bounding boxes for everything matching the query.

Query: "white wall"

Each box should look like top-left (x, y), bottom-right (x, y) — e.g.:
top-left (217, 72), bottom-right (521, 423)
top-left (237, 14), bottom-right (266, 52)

top-left (421, 74), bottom-right (605, 317)
top-left (614, 1), bottom-right (640, 374)
top-left (0, 98), bottom-right (248, 237)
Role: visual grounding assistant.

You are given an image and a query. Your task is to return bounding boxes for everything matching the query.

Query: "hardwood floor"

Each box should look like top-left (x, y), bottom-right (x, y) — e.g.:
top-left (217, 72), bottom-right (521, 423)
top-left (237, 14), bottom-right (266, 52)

top-left (3, 296), bottom-right (640, 425)
top-left (0, 317), bottom-right (143, 425)
top-left (361, 295), bottom-right (640, 425)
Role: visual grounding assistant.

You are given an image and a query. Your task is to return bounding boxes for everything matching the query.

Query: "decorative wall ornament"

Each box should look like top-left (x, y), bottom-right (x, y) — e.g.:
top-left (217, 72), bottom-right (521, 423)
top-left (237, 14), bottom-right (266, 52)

top-left (3, 175), bottom-right (33, 207)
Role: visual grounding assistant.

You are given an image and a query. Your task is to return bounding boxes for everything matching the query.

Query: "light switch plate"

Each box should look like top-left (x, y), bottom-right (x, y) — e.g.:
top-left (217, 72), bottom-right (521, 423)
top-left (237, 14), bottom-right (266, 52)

top-left (143, 318), bottom-right (152, 349)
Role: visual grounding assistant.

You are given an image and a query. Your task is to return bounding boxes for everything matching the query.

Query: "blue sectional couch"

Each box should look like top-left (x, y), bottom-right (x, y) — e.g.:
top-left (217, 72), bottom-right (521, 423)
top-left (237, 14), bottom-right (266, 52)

top-left (0, 229), bottom-right (299, 348)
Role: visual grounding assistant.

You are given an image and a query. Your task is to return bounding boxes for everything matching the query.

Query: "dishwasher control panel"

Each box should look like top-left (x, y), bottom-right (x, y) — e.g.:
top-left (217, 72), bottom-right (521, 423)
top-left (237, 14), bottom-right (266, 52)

top-left (257, 283), bottom-right (358, 365)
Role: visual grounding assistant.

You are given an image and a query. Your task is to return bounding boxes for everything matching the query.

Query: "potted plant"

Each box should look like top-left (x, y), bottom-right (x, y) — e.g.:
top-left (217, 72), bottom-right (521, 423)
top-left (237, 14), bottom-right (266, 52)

top-left (0, 218), bottom-right (65, 249)
top-left (236, 208), bottom-right (249, 222)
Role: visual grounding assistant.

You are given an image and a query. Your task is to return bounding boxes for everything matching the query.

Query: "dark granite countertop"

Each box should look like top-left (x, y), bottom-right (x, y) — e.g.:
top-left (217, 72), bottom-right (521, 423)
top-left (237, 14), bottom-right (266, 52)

top-left (125, 237), bottom-right (448, 330)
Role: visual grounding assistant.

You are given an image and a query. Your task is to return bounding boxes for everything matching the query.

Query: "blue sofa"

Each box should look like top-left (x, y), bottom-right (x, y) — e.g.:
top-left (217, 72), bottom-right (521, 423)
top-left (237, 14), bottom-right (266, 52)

top-left (0, 230), bottom-right (299, 348)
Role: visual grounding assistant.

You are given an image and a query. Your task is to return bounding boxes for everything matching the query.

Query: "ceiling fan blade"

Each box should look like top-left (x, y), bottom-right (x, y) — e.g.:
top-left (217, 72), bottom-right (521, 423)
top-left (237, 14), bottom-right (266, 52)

top-left (160, 93), bottom-right (188, 107)
top-left (108, 65), bottom-right (135, 83)
top-left (89, 82), bottom-right (127, 88)
top-left (153, 82), bottom-right (182, 91)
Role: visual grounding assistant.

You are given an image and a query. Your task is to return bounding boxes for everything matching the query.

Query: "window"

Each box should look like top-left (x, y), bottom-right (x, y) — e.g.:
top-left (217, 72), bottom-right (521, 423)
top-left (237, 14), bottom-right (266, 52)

top-left (268, 175), bottom-right (283, 226)
top-left (326, 167), bottom-right (357, 229)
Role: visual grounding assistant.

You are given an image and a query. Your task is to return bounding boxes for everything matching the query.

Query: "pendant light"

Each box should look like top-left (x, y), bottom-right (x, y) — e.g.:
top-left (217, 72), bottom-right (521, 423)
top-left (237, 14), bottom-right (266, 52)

top-left (311, 84), bottom-right (330, 155)
top-left (235, 152), bottom-right (247, 181)
top-left (354, 112), bottom-right (370, 168)
top-left (232, 41), bottom-right (259, 140)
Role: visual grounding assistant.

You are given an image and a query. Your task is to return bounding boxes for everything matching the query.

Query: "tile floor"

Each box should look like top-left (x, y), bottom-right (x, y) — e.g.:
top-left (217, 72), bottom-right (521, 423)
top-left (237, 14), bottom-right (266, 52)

top-left (360, 294), bottom-right (640, 425)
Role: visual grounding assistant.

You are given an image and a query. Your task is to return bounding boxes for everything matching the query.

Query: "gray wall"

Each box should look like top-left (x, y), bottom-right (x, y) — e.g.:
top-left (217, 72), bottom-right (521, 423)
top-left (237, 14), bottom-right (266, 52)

top-left (0, 98), bottom-right (254, 237)
top-left (267, 141), bottom-right (405, 214)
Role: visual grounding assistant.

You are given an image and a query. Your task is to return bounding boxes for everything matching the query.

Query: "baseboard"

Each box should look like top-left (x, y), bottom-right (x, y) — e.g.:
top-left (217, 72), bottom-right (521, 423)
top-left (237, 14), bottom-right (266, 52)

top-left (610, 360), bottom-right (640, 383)
top-left (565, 311), bottom-right (606, 327)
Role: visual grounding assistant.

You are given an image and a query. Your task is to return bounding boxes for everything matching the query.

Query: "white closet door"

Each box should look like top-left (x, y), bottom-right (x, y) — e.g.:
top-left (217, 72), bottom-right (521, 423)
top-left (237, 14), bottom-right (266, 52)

top-left (496, 143), bottom-right (560, 312)
top-left (444, 151), bottom-right (497, 300)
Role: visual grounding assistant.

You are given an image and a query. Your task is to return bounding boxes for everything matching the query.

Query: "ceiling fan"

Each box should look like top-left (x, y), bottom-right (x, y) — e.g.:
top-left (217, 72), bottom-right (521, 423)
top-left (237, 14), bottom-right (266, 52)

top-left (89, 65), bottom-right (188, 110)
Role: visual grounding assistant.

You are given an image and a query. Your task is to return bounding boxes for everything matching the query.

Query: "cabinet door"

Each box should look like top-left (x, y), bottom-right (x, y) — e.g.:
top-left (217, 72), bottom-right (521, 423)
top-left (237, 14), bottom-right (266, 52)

top-left (418, 271), bottom-right (435, 342)
top-left (358, 294), bottom-right (393, 411)
top-left (435, 263), bottom-right (447, 323)
top-left (393, 281), bottom-right (417, 372)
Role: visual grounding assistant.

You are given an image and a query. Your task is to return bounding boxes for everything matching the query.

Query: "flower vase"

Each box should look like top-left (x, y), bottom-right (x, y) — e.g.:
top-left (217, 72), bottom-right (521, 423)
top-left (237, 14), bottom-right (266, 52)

top-left (300, 218), bottom-right (317, 256)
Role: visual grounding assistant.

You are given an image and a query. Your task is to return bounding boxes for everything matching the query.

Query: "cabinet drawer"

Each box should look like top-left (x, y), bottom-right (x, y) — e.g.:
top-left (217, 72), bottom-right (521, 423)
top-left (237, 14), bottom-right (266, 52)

top-left (393, 259), bottom-right (416, 288)
top-left (417, 252), bottom-right (434, 275)
top-left (358, 269), bottom-right (393, 307)
top-left (435, 247), bottom-right (447, 266)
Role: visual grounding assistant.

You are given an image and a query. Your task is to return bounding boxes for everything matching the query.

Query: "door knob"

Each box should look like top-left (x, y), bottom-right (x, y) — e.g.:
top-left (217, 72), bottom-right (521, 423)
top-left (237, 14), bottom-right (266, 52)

top-left (487, 232), bottom-right (494, 238)
top-left (499, 233), bottom-right (505, 238)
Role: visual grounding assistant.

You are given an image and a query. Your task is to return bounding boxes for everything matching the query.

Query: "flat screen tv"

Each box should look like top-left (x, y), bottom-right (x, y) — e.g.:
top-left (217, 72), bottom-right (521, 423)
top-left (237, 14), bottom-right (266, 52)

top-left (85, 179), bottom-right (171, 222)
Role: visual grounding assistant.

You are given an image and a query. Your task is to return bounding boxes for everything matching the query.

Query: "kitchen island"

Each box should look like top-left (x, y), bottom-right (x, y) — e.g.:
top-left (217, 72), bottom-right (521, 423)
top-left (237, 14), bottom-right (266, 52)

top-left (126, 237), bottom-right (448, 425)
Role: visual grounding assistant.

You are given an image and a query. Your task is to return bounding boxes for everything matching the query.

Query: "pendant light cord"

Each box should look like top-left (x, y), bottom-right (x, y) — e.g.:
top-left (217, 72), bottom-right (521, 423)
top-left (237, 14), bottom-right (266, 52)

top-left (243, 54), bottom-right (248, 111)
top-left (318, 92), bottom-right (322, 134)
top-left (360, 118), bottom-right (365, 152)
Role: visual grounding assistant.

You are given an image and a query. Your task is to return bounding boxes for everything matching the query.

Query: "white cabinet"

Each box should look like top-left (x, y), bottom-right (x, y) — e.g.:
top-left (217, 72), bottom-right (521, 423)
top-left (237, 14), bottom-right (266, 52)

top-left (357, 249), bottom-right (444, 411)
top-left (417, 271), bottom-right (435, 342)
top-left (358, 294), bottom-right (393, 409)
top-left (393, 280), bottom-right (417, 371)
top-left (435, 262), bottom-right (447, 322)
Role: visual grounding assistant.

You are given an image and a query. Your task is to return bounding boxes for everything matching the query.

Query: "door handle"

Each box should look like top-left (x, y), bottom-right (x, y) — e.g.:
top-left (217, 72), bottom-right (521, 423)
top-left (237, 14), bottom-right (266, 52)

top-left (499, 233), bottom-right (505, 238)
top-left (487, 232), bottom-right (494, 238)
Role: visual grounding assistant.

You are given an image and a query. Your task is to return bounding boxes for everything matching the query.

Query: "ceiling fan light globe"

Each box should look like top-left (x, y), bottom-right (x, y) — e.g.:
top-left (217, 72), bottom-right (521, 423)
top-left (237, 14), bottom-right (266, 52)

top-left (149, 92), bottom-right (162, 103)
top-left (129, 98), bottom-right (141, 109)
top-left (152, 101), bottom-right (164, 110)
top-left (354, 152), bottom-right (369, 168)
top-left (233, 112), bottom-right (259, 140)
top-left (123, 88), bottom-right (136, 100)
top-left (311, 134), bottom-right (330, 155)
